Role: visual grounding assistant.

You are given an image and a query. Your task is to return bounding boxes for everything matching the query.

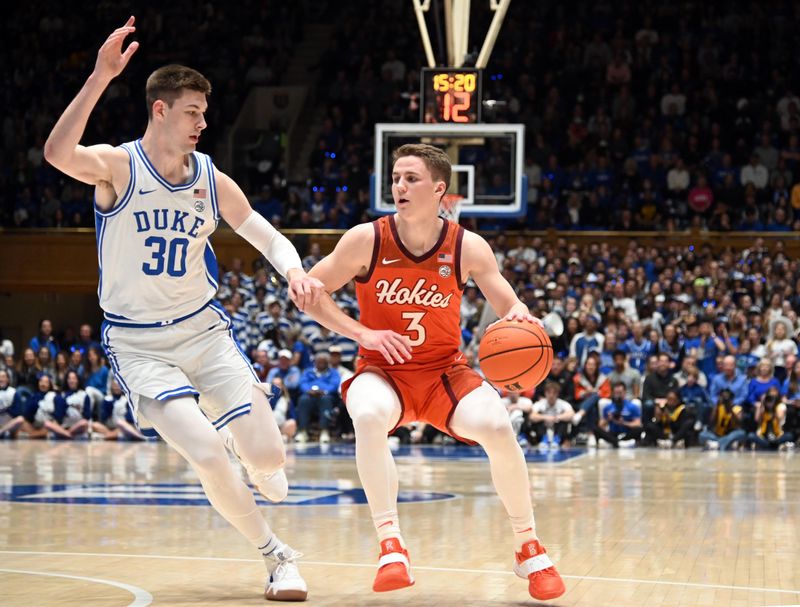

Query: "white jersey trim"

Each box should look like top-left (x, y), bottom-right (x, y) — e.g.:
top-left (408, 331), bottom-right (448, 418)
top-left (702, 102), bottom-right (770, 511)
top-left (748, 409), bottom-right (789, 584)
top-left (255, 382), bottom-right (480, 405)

top-left (94, 143), bottom-right (136, 218)
top-left (133, 139), bottom-right (201, 192)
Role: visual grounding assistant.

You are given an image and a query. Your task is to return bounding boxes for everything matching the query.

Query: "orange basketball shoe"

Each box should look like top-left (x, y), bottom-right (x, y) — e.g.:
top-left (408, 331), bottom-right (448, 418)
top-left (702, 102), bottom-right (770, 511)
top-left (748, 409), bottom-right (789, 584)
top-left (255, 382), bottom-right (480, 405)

top-left (372, 537), bottom-right (414, 592)
top-left (513, 539), bottom-right (565, 600)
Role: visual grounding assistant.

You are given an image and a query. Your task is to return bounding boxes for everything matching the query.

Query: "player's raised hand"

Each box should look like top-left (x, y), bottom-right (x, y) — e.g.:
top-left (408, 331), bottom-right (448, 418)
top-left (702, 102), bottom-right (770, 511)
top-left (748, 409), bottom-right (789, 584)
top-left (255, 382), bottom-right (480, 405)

top-left (94, 16), bottom-right (139, 81)
top-left (358, 329), bottom-right (412, 365)
top-left (287, 269), bottom-right (325, 312)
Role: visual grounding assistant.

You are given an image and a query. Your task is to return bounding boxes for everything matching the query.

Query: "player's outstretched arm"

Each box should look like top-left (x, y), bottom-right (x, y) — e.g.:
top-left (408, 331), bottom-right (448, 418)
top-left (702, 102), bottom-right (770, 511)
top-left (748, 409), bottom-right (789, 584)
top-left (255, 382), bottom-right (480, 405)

top-left (304, 225), bottom-right (412, 365)
top-left (462, 231), bottom-right (542, 326)
top-left (44, 17), bottom-right (139, 186)
top-left (215, 170), bottom-right (324, 311)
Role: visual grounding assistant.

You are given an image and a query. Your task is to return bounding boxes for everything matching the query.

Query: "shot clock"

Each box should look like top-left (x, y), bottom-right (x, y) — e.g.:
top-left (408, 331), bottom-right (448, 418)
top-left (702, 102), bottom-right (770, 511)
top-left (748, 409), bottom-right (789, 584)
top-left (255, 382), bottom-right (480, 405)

top-left (420, 67), bottom-right (483, 124)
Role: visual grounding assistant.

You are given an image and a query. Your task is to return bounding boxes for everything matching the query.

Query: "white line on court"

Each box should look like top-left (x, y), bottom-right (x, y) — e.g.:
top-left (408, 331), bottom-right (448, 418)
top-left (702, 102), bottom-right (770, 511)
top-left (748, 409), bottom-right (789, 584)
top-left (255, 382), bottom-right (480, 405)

top-left (2, 550), bottom-right (798, 597)
top-left (0, 567), bottom-right (153, 606)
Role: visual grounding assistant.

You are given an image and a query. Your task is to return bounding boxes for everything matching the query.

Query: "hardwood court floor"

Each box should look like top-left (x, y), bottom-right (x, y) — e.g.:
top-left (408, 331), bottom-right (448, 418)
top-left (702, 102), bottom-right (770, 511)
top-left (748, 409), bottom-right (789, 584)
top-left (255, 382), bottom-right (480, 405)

top-left (0, 439), bottom-right (798, 607)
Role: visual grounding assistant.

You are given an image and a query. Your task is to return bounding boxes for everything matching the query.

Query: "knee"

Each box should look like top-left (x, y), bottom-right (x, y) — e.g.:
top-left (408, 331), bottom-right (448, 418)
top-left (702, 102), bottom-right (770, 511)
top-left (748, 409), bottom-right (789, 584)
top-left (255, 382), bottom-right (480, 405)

top-left (243, 442), bottom-right (286, 474)
top-left (351, 407), bottom-right (390, 436)
top-left (472, 415), bottom-right (516, 445)
top-left (190, 447), bottom-right (232, 477)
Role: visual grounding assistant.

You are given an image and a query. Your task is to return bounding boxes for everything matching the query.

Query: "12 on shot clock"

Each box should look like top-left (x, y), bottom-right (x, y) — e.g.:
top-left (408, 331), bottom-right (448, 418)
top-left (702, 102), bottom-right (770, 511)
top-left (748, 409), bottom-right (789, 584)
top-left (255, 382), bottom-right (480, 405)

top-left (420, 67), bottom-right (483, 124)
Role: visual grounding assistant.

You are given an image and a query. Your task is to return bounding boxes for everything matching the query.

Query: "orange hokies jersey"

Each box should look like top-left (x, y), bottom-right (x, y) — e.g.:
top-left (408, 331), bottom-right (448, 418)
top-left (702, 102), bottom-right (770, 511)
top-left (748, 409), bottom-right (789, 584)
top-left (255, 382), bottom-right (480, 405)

top-left (355, 215), bottom-right (465, 371)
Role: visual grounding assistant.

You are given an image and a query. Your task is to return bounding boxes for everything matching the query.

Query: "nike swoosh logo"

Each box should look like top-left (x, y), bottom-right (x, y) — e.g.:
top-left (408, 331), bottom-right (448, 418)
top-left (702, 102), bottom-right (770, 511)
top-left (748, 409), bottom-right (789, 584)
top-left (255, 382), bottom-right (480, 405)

top-left (139, 188), bottom-right (157, 195)
top-left (382, 258), bottom-right (401, 265)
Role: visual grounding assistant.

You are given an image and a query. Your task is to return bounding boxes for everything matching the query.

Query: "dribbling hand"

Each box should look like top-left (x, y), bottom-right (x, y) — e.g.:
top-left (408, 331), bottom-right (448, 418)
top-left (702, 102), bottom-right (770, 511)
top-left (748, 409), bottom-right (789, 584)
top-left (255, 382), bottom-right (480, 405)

top-left (359, 330), bottom-right (412, 365)
top-left (490, 311), bottom-right (544, 328)
top-left (94, 16), bottom-right (139, 81)
top-left (287, 270), bottom-right (325, 312)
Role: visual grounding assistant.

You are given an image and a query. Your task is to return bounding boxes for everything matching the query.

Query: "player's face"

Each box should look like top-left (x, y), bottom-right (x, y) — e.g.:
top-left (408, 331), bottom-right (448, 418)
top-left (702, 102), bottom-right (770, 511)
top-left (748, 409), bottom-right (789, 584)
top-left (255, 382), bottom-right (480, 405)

top-left (391, 156), bottom-right (445, 217)
top-left (162, 90), bottom-right (208, 152)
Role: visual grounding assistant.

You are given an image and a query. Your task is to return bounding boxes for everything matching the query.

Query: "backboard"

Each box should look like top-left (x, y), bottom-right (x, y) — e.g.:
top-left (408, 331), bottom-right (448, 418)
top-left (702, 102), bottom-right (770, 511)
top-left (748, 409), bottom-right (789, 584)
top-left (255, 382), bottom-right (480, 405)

top-left (371, 123), bottom-right (526, 217)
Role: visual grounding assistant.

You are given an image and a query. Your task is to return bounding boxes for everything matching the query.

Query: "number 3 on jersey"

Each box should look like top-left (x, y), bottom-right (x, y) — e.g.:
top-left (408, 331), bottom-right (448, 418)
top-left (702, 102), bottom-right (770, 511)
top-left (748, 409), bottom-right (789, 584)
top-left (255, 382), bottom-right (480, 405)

top-left (401, 311), bottom-right (427, 346)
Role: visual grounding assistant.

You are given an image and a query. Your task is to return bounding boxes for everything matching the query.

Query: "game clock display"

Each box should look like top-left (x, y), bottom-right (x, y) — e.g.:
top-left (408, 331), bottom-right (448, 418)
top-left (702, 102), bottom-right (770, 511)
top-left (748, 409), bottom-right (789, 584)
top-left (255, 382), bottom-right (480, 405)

top-left (420, 67), bottom-right (482, 124)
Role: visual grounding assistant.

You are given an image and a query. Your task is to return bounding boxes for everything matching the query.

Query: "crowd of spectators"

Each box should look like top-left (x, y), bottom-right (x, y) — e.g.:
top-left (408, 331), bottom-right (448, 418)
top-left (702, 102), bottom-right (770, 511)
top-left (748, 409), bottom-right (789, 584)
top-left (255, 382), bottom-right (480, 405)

top-left (3, 1), bottom-right (800, 450)
top-left (6, 2), bottom-right (800, 233)
top-left (303, 1), bottom-right (800, 232)
top-left (1, 1), bottom-right (303, 228)
top-left (2, 233), bottom-right (799, 450)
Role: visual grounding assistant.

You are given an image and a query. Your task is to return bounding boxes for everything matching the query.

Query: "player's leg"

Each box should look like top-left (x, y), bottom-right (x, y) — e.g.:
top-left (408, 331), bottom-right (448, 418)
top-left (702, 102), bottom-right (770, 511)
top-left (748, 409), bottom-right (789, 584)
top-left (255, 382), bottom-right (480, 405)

top-left (224, 384), bottom-right (289, 502)
top-left (450, 383), bottom-right (565, 600)
top-left (346, 372), bottom-right (412, 592)
top-left (191, 308), bottom-right (290, 503)
top-left (139, 395), bottom-right (307, 601)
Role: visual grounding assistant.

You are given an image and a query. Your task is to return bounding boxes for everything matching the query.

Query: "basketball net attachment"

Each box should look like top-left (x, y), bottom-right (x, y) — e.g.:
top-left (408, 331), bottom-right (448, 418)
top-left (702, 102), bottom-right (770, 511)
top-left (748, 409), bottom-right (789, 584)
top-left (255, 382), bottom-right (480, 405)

top-left (439, 193), bottom-right (464, 223)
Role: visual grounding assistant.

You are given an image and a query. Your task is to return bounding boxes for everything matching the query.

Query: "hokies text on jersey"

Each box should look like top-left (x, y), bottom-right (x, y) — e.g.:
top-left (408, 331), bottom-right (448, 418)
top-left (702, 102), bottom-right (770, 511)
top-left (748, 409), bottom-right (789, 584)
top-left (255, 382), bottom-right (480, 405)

top-left (374, 277), bottom-right (453, 308)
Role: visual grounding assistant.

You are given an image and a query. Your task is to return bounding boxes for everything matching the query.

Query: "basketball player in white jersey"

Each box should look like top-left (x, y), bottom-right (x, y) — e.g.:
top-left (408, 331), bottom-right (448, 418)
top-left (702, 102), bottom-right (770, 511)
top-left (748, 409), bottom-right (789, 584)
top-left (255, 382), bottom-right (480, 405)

top-left (44, 17), bottom-right (321, 601)
top-left (302, 144), bottom-right (566, 600)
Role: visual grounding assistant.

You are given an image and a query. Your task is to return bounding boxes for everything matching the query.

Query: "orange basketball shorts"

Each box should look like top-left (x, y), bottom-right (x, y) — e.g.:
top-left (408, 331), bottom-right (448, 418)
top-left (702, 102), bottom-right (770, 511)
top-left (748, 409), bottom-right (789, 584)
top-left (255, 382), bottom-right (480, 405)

top-left (341, 359), bottom-right (486, 444)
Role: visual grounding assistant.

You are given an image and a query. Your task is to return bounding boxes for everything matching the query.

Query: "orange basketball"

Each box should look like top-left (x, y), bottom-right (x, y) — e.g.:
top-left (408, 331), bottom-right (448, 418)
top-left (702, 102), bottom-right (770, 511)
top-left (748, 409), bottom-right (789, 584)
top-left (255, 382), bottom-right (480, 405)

top-left (478, 320), bottom-right (553, 393)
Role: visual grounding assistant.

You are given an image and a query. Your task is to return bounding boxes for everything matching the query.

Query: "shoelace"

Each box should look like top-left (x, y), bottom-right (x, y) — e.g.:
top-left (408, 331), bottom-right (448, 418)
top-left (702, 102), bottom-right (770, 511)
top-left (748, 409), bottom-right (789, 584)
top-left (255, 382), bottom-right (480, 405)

top-left (271, 551), bottom-right (304, 580)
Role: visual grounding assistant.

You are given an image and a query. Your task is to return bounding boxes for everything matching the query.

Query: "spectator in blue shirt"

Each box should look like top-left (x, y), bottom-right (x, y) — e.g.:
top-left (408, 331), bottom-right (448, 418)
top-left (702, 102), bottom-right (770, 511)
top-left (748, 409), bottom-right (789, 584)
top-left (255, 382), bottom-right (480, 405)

top-left (569, 314), bottom-right (604, 366)
top-left (295, 353), bottom-right (340, 445)
top-left (72, 323), bottom-right (102, 357)
top-left (679, 368), bottom-right (713, 424)
top-left (736, 338), bottom-right (761, 376)
top-left (781, 360), bottom-right (800, 403)
top-left (267, 349), bottom-right (302, 404)
top-left (684, 318), bottom-right (724, 379)
top-left (747, 359), bottom-right (781, 407)
top-left (709, 355), bottom-right (748, 407)
top-left (622, 321), bottom-right (655, 374)
top-left (594, 382), bottom-right (642, 448)
top-left (85, 347), bottom-right (110, 395)
top-left (29, 319), bottom-right (58, 361)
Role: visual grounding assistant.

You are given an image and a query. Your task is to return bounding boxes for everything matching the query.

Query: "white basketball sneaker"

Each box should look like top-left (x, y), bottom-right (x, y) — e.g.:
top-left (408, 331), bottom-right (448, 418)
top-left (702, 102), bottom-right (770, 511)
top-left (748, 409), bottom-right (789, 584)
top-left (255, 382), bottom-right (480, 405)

top-left (264, 544), bottom-right (308, 601)
top-left (219, 427), bottom-right (289, 503)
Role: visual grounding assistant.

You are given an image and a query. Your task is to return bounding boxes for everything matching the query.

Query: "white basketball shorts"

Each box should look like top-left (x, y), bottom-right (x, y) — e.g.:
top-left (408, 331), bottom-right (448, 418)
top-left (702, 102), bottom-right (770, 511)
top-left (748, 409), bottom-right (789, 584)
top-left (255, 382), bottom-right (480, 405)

top-left (101, 301), bottom-right (259, 435)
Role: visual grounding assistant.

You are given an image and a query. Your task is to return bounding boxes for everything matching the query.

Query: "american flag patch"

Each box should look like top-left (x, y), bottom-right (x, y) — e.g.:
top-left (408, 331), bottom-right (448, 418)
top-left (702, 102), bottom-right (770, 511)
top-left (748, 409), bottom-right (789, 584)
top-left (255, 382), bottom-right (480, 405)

top-left (193, 188), bottom-right (207, 198)
top-left (438, 253), bottom-right (453, 263)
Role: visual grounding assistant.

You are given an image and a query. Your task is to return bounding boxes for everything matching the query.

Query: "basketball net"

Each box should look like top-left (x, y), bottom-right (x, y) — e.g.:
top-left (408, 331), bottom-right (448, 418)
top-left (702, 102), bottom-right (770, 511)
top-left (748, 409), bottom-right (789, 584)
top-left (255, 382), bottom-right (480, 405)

top-left (439, 193), bottom-right (464, 223)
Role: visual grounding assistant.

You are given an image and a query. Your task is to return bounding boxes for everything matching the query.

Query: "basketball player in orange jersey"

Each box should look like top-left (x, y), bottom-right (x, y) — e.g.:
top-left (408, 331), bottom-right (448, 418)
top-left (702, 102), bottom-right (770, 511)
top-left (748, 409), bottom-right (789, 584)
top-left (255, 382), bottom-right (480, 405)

top-left (303, 143), bottom-right (565, 601)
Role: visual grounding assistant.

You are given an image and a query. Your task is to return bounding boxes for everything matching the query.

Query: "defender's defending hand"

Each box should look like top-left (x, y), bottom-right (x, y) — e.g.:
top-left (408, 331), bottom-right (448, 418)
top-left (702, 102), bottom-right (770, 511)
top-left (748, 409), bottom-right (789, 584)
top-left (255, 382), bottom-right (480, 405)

top-left (359, 330), bottom-right (412, 365)
top-left (94, 16), bottom-right (139, 81)
top-left (287, 269), bottom-right (325, 312)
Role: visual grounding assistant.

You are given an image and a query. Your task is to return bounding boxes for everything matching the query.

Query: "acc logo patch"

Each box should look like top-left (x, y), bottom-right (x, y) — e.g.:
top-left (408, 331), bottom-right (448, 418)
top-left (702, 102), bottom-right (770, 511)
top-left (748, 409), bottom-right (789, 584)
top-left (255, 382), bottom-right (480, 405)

top-left (439, 265), bottom-right (452, 278)
top-left (194, 200), bottom-right (205, 213)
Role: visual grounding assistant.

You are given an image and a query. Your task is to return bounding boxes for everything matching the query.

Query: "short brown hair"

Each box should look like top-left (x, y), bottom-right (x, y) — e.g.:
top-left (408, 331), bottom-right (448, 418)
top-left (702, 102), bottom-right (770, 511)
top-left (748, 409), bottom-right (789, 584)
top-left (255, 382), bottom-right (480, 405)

top-left (543, 380), bottom-right (560, 393)
top-left (392, 143), bottom-right (452, 190)
top-left (145, 65), bottom-right (212, 119)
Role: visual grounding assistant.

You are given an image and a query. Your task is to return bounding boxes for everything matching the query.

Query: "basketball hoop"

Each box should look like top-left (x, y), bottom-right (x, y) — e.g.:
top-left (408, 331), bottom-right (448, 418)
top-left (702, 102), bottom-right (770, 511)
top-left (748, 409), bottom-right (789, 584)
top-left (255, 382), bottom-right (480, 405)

top-left (439, 193), bottom-right (464, 223)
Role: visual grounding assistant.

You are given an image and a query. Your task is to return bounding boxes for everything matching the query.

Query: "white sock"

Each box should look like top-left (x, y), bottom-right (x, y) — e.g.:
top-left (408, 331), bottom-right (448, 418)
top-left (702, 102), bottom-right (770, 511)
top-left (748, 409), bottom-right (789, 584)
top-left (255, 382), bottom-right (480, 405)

top-left (260, 535), bottom-right (280, 558)
top-left (509, 513), bottom-right (538, 551)
top-left (373, 509), bottom-right (403, 546)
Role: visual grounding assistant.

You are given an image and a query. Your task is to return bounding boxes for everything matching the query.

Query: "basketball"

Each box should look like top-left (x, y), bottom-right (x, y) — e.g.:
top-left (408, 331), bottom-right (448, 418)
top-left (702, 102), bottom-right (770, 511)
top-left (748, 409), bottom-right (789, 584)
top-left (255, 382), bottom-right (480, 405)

top-left (478, 320), bottom-right (553, 393)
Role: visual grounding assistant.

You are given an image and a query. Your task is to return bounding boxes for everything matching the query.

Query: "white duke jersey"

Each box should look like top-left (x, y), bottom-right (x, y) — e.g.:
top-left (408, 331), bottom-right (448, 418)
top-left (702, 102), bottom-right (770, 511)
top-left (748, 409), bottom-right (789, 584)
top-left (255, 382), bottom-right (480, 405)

top-left (95, 139), bottom-right (221, 327)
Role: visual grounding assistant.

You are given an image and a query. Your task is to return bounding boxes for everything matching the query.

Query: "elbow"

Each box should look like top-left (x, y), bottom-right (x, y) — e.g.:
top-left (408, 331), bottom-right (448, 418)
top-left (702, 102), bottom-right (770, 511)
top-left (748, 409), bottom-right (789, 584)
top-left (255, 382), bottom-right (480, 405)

top-left (43, 140), bottom-right (66, 167)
